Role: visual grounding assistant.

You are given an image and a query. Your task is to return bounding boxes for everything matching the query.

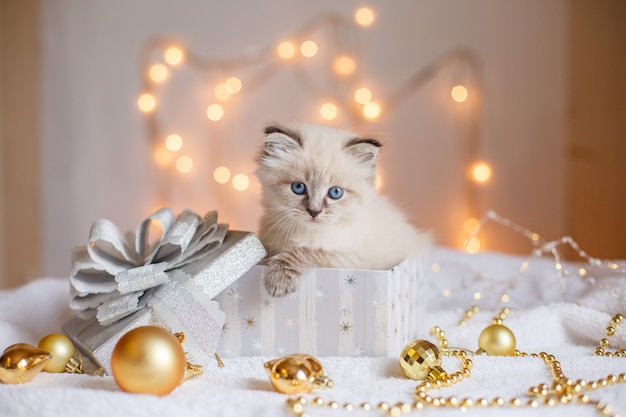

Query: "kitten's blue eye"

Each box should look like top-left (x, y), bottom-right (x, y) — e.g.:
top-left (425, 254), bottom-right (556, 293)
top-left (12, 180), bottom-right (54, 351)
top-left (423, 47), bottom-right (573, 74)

top-left (328, 186), bottom-right (344, 199)
top-left (291, 182), bottom-right (307, 195)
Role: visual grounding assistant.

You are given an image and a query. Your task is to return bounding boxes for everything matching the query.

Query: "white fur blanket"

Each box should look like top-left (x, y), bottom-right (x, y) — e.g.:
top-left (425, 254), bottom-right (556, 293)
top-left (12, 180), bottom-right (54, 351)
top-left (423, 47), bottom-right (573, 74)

top-left (0, 247), bottom-right (624, 417)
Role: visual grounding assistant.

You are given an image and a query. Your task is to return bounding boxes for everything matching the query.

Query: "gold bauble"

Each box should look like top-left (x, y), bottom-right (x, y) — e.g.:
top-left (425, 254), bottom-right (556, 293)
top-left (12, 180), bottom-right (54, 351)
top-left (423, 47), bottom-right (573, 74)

top-left (38, 333), bottom-right (75, 372)
top-left (264, 354), bottom-right (329, 394)
top-left (477, 324), bottom-right (516, 356)
top-left (111, 326), bottom-right (186, 396)
top-left (399, 339), bottom-right (442, 380)
top-left (0, 343), bottom-right (52, 384)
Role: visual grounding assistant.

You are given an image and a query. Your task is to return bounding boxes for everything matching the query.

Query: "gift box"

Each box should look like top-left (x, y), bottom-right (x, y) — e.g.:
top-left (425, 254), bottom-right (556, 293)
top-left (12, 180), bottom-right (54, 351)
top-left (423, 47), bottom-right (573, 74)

top-left (215, 256), bottom-right (425, 357)
top-left (63, 209), bottom-right (267, 373)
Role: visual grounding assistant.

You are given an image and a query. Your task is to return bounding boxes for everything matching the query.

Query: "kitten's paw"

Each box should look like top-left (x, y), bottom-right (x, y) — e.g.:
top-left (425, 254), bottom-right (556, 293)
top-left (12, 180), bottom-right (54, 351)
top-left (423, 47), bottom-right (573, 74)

top-left (263, 258), bottom-right (300, 297)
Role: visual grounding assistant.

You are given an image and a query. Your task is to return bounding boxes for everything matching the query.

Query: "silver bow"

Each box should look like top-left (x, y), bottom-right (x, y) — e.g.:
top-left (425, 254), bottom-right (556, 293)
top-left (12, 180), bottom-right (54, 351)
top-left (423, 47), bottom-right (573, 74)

top-left (70, 208), bottom-right (228, 325)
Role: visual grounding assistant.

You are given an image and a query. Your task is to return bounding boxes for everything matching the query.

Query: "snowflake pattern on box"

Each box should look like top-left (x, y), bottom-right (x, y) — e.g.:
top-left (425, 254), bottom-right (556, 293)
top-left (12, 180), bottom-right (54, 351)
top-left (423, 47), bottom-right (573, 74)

top-left (215, 257), bottom-right (425, 357)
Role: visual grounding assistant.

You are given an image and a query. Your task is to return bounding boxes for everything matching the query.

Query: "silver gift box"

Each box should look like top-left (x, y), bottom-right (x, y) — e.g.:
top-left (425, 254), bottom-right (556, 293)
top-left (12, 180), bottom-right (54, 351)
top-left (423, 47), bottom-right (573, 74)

top-left (63, 231), bottom-right (267, 373)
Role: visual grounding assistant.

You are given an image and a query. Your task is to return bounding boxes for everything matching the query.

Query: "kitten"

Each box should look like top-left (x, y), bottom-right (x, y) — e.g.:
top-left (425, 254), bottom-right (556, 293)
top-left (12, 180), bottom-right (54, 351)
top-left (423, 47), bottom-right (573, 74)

top-left (256, 123), bottom-right (430, 297)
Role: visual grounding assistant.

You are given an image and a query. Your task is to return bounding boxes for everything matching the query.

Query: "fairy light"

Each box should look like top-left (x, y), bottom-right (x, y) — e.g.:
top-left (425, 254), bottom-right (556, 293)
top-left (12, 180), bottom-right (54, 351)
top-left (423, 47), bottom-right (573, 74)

top-left (175, 156), bottom-right (193, 173)
top-left (471, 162), bottom-right (492, 183)
top-left (362, 101), bottom-right (381, 119)
top-left (320, 102), bottom-right (338, 120)
top-left (153, 146), bottom-right (173, 167)
top-left (164, 47), bottom-right (184, 66)
top-left (137, 93), bottom-right (156, 112)
top-left (206, 104), bottom-right (224, 121)
top-left (501, 294), bottom-right (510, 303)
top-left (149, 64), bottom-right (169, 83)
top-left (451, 85), bottom-right (469, 103)
top-left (473, 292), bottom-right (482, 300)
top-left (214, 83), bottom-right (231, 101)
top-left (463, 217), bottom-right (480, 235)
top-left (213, 166), bottom-right (231, 184)
top-left (442, 289), bottom-right (451, 297)
top-left (431, 263), bottom-right (441, 272)
top-left (354, 87), bottom-right (372, 105)
top-left (300, 40), bottom-right (318, 58)
top-left (232, 173), bottom-right (250, 191)
top-left (465, 236), bottom-right (481, 254)
top-left (165, 134), bottom-right (183, 152)
top-left (277, 41), bottom-right (296, 59)
top-left (224, 77), bottom-right (242, 94)
top-left (354, 7), bottom-right (375, 27)
top-left (333, 55), bottom-right (356, 75)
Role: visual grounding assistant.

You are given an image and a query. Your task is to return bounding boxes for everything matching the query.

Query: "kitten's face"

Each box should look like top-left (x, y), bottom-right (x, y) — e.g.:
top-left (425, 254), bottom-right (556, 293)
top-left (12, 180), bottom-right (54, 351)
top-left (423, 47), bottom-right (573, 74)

top-left (257, 124), bottom-right (381, 228)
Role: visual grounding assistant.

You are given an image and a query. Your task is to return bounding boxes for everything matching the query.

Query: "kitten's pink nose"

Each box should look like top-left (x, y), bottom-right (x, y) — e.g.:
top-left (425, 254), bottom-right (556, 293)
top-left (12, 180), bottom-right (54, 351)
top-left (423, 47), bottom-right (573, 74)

top-left (307, 209), bottom-right (321, 219)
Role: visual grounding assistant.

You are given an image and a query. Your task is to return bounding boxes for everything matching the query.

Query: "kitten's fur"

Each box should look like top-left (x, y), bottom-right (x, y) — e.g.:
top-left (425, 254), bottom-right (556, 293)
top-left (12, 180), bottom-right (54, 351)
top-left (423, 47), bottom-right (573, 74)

top-left (257, 123), bottom-right (430, 297)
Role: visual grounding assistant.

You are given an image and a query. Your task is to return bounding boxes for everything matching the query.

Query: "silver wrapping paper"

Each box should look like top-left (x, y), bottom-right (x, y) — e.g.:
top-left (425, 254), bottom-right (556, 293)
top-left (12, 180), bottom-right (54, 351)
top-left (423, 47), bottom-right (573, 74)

top-left (63, 230), bottom-right (267, 373)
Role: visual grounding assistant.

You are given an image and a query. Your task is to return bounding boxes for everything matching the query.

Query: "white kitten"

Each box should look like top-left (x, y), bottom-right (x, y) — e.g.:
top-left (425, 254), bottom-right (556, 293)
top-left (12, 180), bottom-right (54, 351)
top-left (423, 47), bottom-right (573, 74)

top-left (256, 123), bottom-right (430, 296)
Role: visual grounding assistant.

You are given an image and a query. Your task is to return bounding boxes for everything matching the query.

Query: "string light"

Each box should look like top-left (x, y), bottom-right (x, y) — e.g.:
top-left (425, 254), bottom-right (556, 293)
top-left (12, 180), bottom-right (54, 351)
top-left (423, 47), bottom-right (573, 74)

top-left (149, 64), bottom-right (169, 83)
top-left (354, 7), bottom-right (375, 27)
top-left (206, 104), bottom-right (224, 121)
top-left (214, 83), bottom-right (231, 101)
top-left (164, 47), bottom-right (184, 66)
top-left (463, 217), bottom-right (480, 235)
top-left (139, 8), bottom-right (483, 221)
top-left (165, 134), bottom-right (183, 152)
top-left (277, 41), bottom-right (296, 59)
top-left (224, 77), bottom-right (242, 94)
top-left (137, 93), bottom-right (156, 112)
top-left (300, 40), bottom-right (318, 58)
top-left (320, 102), bottom-right (338, 120)
top-left (213, 166), bottom-right (231, 184)
top-left (471, 162), bottom-right (492, 183)
top-left (175, 156), bottom-right (193, 173)
top-left (362, 101), bottom-right (381, 119)
top-left (232, 173), bottom-right (250, 191)
top-left (153, 146), bottom-right (173, 167)
top-left (450, 84), bottom-right (469, 103)
top-left (354, 87), bottom-right (372, 105)
top-left (465, 236), bottom-right (481, 254)
top-left (333, 55), bottom-right (356, 75)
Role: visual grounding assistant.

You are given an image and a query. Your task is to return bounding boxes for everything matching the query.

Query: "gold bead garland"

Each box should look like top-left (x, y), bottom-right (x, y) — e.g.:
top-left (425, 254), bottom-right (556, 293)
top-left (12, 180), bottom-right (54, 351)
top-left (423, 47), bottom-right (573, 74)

top-left (594, 314), bottom-right (625, 357)
top-left (285, 312), bottom-right (626, 417)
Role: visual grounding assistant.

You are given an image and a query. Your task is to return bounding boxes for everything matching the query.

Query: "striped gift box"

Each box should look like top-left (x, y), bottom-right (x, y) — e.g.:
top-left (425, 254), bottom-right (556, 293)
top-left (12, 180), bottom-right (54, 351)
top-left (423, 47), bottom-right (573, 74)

top-left (215, 256), bottom-right (425, 357)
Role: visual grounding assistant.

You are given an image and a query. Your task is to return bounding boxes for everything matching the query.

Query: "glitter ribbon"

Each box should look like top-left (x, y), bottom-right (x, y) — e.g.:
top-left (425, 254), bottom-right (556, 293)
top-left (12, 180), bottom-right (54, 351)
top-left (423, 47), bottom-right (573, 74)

top-left (70, 208), bottom-right (228, 325)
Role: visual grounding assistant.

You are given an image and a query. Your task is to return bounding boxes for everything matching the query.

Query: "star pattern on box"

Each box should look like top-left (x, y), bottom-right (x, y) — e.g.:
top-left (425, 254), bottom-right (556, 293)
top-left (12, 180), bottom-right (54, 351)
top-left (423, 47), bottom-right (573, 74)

top-left (340, 321), bottom-right (352, 334)
top-left (338, 303), bottom-right (351, 316)
top-left (244, 315), bottom-right (256, 328)
top-left (283, 317), bottom-right (296, 329)
top-left (261, 298), bottom-right (273, 309)
top-left (344, 274), bottom-right (357, 286)
top-left (252, 339), bottom-right (263, 352)
top-left (315, 287), bottom-right (327, 302)
top-left (352, 346), bottom-right (363, 357)
top-left (227, 287), bottom-right (242, 301)
top-left (222, 322), bottom-right (230, 333)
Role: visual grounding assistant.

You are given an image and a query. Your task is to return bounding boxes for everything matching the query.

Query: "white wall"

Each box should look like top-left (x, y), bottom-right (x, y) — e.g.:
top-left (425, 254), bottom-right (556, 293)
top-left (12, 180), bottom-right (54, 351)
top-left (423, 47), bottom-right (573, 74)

top-left (41, 0), bottom-right (568, 277)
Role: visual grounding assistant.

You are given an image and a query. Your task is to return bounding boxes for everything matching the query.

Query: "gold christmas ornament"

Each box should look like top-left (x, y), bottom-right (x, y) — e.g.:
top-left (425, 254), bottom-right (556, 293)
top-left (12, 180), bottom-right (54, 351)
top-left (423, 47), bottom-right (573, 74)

top-left (399, 339), bottom-right (447, 380)
top-left (38, 333), bottom-right (75, 372)
top-left (111, 326), bottom-right (187, 396)
top-left (264, 354), bottom-right (333, 394)
top-left (477, 323), bottom-right (517, 356)
top-left (0, 343), bottom-right (52, 384)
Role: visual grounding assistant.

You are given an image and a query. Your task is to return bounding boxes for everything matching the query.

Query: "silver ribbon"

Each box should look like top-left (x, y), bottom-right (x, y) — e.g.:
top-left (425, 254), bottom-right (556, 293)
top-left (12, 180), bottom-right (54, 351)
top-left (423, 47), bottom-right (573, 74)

top-left (70, 208), bottom-right (228, 325)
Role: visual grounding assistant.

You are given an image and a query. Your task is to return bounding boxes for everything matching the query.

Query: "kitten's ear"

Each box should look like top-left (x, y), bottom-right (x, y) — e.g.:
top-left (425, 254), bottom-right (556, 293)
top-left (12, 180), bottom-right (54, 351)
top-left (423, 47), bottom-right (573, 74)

top-left (345, 137), bottom-right (382, 168)
top-left (258, 124), bottom-right (303, 164)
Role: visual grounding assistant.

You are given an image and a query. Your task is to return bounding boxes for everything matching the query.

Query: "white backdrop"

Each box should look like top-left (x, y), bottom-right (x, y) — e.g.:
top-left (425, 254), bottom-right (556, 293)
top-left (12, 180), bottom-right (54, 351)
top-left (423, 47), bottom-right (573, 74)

top-left (41, 0), bottom-right (568, 277)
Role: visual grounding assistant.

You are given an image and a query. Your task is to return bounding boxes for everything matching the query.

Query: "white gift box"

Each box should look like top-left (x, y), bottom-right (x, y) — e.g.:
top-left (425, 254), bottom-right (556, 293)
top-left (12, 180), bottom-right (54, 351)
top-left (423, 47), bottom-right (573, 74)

top-left (215, 256), bottom-right (425, 357)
